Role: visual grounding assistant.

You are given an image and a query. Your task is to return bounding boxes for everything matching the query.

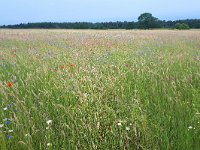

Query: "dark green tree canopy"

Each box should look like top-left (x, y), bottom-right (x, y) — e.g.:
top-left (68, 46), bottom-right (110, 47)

top-left (1, 13), bottom-right (200, 29)
top-left (138, 13), bottom-right (160, 29)
top-left (175, 23), bottom-right (190, 30)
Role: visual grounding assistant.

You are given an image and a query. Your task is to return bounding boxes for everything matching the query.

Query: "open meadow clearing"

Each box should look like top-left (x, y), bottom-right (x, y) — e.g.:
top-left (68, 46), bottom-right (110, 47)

top-left (0, 29), bottom-right (200, 149)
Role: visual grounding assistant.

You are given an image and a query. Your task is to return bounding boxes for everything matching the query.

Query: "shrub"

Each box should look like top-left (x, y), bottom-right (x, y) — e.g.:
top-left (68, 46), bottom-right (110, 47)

top-left (175, 23), bottom-right (190, 30)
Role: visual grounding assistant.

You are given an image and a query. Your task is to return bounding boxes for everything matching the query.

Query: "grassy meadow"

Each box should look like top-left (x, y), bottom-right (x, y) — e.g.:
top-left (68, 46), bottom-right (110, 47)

top-left (0, 29), bottom-right (200, 149)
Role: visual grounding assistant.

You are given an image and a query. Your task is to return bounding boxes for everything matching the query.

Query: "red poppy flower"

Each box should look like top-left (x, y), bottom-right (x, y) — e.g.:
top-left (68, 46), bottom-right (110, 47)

top-left (7, 82), bottom-right (13, 87)
top-left (69, 64), bottom-right (75, 68)
top-left (60, 65), bottom-right (64, 69)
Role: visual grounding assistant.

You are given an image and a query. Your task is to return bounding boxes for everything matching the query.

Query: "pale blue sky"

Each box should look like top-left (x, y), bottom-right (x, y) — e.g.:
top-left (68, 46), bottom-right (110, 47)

top-left (0, 0), bottom-right (200, 25)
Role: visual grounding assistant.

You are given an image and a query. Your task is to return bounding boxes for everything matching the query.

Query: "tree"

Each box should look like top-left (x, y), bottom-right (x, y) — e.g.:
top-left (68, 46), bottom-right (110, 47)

top-left (175, 23), bottom-right (190, 30)
top-left (138, 13), bottom-right (160, 29)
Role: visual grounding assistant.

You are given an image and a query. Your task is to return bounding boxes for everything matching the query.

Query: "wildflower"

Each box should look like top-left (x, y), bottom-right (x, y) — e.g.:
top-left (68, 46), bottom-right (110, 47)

top-left (46, 120), bottom-right (52, 125)
top-left (188, 126), bottom-right (193, 129)
top-left (8, 130), bottom-right (13, 133)
top-left (6, 134), bottom-right (11, 139)
top-left (47, 143), bottom-right (52, 146)
top-left (126, 127), bottom-right (130, 131)
top-left (0, 124), bottom-right (4, 128)
top-left (5, 121), bottom-right (10, 125)
top-left (7, 104), bottom-right (12, 107)
top-left (3, 118), bottom-right (8, 121)
top-left (3, 107), bottom-right (8, 111)
top-left (97, 122), bottom-right (100, 129)
top-left (7, 82), bottom-right (13, 87)
top-left (69, 63), bottom-right (75, 68)
top-left (60, 65), bottom-right (64, 69)
top-left (117, 122), bottom-right (122, 126)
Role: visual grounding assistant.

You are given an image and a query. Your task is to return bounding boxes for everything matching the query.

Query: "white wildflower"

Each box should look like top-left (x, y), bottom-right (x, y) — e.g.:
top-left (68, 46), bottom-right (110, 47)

top-left (188, 126), bottom-right (193, 129)
top-left (97, 122), bottom-right (100, 129)
top-left (3, 107), bottom-right (8, 111)
top-left (126, 127), bottom-right (130, 131)
top-left (117, 122), bottom-right (122, 126)
top-left (0, 124), bottom-right (4, 128)
top-left (8, 130), bottom-right (13, 133)
top-left (46, 120), bottom-right (52, 125)
top-left (47, 143), bottom-right (52, 146)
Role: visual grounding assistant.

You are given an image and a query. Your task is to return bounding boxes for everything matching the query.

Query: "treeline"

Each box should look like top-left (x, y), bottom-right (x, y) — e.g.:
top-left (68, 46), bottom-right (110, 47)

top-left (160, 19), bottom-right (200, 29)
top-left (0, 22), bottom-right (138, 29)
top-left (1, 13), bottom-right (200, 29)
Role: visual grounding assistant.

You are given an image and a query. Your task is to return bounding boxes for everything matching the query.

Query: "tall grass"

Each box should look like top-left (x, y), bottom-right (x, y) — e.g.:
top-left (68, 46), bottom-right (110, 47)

top-left (0, 29), bottom-right (200, 149)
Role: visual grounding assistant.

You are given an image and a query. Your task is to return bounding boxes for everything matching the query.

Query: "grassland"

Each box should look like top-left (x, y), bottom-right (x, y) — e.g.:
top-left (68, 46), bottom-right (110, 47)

top-left (0, 29), bottom-right (200, 150)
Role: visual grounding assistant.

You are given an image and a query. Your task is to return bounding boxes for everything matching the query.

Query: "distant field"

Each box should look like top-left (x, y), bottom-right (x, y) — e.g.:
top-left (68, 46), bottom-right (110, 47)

top-left (0, 29), bottom-right (200, 150)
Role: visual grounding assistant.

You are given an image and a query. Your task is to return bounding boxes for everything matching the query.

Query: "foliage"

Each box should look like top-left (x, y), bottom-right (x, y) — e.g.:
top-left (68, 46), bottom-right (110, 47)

top-left (137, 13), bottom-right (161, 29)
top-left (175, 23), bottom-right (190, 30)
top-left (1, 14), bottom-right (200, 29)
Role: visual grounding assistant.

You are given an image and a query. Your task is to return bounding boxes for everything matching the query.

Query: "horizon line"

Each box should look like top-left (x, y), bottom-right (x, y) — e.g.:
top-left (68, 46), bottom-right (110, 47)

top-left (1, 17), bottom-right (200, 26)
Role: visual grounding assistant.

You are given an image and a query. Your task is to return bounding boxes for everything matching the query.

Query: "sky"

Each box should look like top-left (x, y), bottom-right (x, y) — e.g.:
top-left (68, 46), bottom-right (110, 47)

top-left (0, 0), bottom-right (200, 25)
